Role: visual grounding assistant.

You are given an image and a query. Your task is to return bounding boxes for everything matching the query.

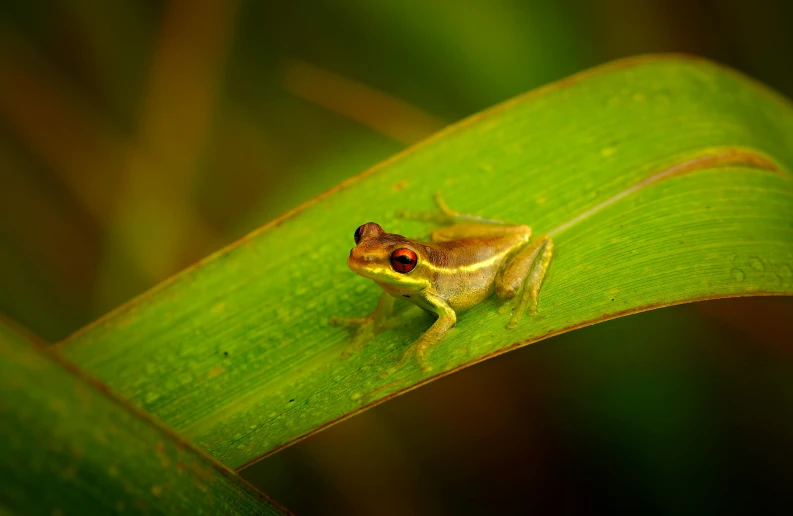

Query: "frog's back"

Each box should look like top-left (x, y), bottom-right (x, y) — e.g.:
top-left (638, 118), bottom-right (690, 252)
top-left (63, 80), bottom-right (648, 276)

top-left (424, 231), bottom-right (528, 311)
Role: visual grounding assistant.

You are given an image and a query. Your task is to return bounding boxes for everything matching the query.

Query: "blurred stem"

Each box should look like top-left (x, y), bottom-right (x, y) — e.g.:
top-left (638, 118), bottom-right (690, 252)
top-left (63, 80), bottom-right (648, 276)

top-left (95, 0), bottom-right (240, 309)
top-left (281, 59), bottom-right (445, 145)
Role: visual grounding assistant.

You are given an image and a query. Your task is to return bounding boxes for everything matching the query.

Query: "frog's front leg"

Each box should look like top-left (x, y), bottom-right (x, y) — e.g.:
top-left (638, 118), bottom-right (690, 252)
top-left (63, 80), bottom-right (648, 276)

top-left (330, 292), bottom-right (397, 358)
top-left (496, 235), bottom-right (554, 328)
top-left (394, 293), bottom-right (456, 373)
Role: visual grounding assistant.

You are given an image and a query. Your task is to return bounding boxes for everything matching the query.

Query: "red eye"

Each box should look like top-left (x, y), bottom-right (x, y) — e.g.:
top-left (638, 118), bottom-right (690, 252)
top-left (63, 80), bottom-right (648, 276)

top-left (354, 225), bottom-right (364, 245)
top-left (390, 248), bottom-right (417, 273)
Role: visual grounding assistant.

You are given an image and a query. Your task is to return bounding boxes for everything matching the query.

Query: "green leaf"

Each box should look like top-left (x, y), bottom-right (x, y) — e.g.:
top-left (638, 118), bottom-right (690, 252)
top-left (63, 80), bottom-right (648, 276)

top-left (0, 319), bottom-right (289, 514)
top-left (57, 55), bottom-right (793, 470)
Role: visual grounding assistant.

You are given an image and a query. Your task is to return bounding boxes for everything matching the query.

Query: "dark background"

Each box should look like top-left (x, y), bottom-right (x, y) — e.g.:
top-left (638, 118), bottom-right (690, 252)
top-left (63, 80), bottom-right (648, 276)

top-left (1, 1), bottom-right (792, 514)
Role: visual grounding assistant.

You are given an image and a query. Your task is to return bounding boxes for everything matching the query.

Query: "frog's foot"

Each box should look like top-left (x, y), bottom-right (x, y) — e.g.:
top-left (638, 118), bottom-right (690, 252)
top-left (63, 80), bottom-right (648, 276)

top-left (415, 340), bottom-right (433, 373)
top-left (504, 236), bottom-right (554, 329)
top-left (341, 324), bottom-right (376, 358)
top-left (498, 296), bottom-right (519, 316)
top-left (381, 342), bottom-right (432, 377)
top-left (382, 310), bottom-right (455, 376)
top-left (397, 192), bottom-right (506, 226)
top-left (331, 315), bottom-right (379, 358)
top-left (332, 316), bottom-right (409, 358)
top-left (331, 292), bottom-right (398, 359)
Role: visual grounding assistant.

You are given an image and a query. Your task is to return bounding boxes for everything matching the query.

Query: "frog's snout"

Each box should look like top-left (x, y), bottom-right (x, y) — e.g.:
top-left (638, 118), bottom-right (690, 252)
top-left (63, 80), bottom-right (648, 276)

top-left (348, 246), bottom-right (378, 278)
top-left (347, 248), bottom-right (362, 269)
top-left (348, 247), bottom-right (372, 263)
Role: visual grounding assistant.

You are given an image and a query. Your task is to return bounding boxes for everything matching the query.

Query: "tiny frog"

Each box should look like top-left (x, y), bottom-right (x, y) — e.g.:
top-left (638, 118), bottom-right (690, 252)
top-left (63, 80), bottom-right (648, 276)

top-left (332, 193), bottom-right (553, 373)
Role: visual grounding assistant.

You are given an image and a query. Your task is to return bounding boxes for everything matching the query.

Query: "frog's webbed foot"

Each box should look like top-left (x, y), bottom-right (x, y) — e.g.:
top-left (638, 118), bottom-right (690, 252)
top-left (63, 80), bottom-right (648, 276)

top-left (397, 192), bottom-right (507, 226)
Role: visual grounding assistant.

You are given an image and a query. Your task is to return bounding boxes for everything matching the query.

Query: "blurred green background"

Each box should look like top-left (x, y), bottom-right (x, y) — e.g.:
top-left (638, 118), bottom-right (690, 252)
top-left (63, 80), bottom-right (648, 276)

top-left (1, 0), bottom-right (792, 514)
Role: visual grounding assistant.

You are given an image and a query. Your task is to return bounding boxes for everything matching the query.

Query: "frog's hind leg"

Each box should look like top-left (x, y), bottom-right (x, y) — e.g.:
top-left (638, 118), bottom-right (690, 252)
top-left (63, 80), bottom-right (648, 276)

top-left (398, 191), bottom-right (507, 226)
top-left (496, 236), bottom-right (554, 328)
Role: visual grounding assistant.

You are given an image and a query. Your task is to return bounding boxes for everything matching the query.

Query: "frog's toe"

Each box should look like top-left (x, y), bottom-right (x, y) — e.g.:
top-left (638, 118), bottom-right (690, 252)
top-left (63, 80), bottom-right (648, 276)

top-left (506, 308), bottom-right (525, 329)
top-left (415, 348), bottom-right (435, 373)
top-left (498, 299), bottom-right (516, 315)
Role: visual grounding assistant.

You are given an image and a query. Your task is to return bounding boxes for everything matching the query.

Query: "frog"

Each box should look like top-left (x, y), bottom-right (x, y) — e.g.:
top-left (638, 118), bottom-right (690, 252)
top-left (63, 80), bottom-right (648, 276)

top-left (331, 193), bottom-right (553, 373)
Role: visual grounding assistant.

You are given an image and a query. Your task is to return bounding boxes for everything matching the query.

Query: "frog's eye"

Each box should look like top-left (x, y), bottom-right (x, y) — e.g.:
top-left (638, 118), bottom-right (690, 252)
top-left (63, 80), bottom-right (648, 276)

top-left (354, 225), bottom-right (364, 245)
top-left (390, 248), bottom-right (417, 273)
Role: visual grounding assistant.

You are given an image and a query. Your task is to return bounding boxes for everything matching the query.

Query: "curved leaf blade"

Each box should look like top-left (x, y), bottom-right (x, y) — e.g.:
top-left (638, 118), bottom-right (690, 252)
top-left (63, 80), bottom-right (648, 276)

top-left (0, 320), bottom-right (289, 514)
top-left (58, 55), bottom-right (793, 469)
